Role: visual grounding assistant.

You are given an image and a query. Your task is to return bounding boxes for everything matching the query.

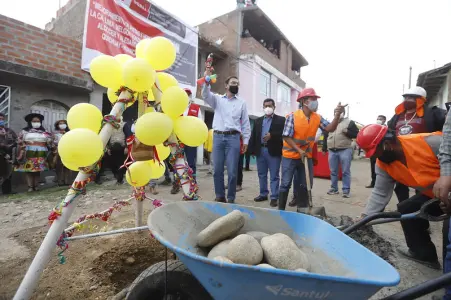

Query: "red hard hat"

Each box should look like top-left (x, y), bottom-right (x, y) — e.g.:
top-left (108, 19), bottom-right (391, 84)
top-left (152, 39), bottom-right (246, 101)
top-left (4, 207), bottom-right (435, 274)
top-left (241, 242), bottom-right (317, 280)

top-left (297, 88), bottom-right (321, 102)
top-left (356, 124), bottom-right (388, 158)
top-left (184, 88), bottom-right (192, 96)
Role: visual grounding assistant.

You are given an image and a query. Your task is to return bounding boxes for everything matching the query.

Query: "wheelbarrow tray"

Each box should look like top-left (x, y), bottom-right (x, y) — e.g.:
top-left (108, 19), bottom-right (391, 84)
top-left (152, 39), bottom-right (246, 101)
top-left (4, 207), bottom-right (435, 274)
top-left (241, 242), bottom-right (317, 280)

top-left (148, 201), bottom-right (400, 300)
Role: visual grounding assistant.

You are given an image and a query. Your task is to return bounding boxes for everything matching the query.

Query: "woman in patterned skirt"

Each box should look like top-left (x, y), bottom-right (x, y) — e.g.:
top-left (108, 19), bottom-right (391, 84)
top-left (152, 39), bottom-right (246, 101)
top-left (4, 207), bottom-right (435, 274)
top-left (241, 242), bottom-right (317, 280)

top-left (14, 113), bottom-right (53, 192)
top-left (52, 119), bottom-right (72, 186)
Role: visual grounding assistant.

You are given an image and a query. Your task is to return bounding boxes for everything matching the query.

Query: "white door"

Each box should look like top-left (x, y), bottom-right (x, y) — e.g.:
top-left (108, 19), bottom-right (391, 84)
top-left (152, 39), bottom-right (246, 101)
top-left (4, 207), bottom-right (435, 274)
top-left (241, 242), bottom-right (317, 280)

top-left (30, 100), bottom-right (68, 132)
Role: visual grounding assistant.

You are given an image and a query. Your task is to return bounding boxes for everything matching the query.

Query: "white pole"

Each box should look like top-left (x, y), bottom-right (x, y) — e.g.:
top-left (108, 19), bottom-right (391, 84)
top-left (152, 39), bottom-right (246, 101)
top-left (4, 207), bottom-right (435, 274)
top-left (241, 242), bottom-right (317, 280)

top-left (14, 91), bottom-right (132, 300)
top-left (151, 82), bottom-right (193, 198)
top-left (134, 93), bottom-right (146, 227)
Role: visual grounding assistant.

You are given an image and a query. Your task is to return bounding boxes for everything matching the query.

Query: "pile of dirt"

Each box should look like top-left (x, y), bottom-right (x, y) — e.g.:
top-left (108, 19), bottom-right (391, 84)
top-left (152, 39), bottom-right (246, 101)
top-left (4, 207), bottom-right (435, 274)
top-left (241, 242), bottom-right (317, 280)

top-left (92, 235), bottom-right (175, 293)
top-left (1, 227), bottom-right (174, 300)
top-left (327, 215), bottom-right (395, 265)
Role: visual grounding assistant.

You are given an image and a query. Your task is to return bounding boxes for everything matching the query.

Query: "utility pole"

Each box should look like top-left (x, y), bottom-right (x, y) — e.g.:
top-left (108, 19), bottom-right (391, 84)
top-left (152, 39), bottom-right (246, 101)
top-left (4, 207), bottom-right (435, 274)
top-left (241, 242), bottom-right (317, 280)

top-left (403, 84), bottom-right (405, 94)
top-left (408, 66), bottom-right (412, 89)
top-left (434, 60), bottom-right (436, 68)
top-left (235, 9), bottom-right (243, 77)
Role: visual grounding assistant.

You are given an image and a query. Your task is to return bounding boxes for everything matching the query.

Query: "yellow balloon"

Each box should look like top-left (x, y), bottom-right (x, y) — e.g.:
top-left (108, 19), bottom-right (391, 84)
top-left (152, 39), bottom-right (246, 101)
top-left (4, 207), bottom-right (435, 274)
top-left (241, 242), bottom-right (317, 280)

top-left (125, 161), bottom-right (153, 187)
top-left (155, 144), bottom-right (170, 160)
top-left (148, 159), bottom-right (166, 179)
top-left (144, 36), bottom-right (176, 71)
top-left (58, 129), bottom-right (104, 167)
top-left (61, 158), bottom-right (80, 171)
top-left (135, 38), bottom-right (152, 59)
top-left (145, 106), bottom-right (155, 114)
top-left (107, 87), bottom-right (119, 104)
top-left (156, 72), bottom-right (178, 92)
top-left (135, 112), bottom-right (173, 146)
top-left (90, 55), bottom-right (123, 88)
top-left (161, 86), bottom-right (189, 119)
top-left (145, 89), bottom-right (155, 102)
top-left (115, 54), bottom-right (133, 66)
top-left (67, 103), bottom-right (103, 133)
top-left (174, 116), bottom-right (208, 147)
top-left (123, 58), bottom-right (156, 92)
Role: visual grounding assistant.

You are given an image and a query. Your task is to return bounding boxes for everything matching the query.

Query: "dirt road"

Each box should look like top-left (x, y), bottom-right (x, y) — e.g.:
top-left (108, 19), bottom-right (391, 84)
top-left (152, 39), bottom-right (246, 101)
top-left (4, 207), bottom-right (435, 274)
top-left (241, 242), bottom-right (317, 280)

top-left (0, 159), bottom-right (446, 299)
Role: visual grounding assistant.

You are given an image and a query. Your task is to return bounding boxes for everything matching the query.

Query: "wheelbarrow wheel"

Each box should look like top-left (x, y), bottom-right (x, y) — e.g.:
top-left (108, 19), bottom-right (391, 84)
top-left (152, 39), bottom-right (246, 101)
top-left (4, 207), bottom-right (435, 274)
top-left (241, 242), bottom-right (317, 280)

top-left (126, 259), bottom-right (212, 300)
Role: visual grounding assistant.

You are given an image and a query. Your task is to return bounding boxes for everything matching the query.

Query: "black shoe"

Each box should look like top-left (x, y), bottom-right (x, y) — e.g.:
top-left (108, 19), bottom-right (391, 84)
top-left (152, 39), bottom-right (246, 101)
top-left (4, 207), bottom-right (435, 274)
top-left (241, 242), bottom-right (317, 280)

top-left (215, 197), bottom-right (226, 203)
top-left (161, 179), bottom-right (172, 186)
top-left (278, 191), bottom-right (289, 210)
top-left (254, 195), bottom-right (268, 202)
top-left (288, 197), bottom-right (296, 207)
top-left (365, 184), bottom-right (375, 188)
top-left (270, 199), bottom-right (278, 207)
top-left (396, 247), bottom-right (441, 270)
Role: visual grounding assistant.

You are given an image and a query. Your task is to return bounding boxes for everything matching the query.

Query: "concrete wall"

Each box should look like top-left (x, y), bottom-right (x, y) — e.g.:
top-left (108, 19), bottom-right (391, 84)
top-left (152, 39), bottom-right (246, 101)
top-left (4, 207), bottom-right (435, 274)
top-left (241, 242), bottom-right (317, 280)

top-left (46, 0), bottom-right (87, 42)
top-left (429, 71), bottom-right (451, 109)
top-left (3, 75), bottom-right (89, 134)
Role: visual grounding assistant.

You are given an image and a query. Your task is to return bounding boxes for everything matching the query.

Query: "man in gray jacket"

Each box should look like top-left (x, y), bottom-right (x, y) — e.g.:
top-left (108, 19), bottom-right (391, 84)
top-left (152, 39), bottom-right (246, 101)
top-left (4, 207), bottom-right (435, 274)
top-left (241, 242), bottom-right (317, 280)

top-left (325, 115), bottom-right (359, 198)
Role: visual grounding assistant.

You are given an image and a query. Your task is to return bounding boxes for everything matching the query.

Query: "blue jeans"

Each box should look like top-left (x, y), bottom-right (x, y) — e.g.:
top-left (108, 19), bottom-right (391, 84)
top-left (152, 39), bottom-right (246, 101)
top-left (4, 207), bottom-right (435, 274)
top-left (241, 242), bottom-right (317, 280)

top-left (256, 148), bottom-right (281, 200)
top-left (328, 148), bottom-right (353, 193)
top-left (280, 157), bottom-right (313, 208)
top-left (184, 146), bottom-right (197, 178)
top-left (213, 133), bottom-right (241, 202)
top-left (445, 219), bottom-right (451, 299)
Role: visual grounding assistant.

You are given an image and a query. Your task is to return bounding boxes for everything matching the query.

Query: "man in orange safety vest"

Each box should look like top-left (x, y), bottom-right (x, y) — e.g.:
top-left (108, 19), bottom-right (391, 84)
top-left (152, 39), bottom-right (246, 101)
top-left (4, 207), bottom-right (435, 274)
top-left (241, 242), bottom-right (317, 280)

top-left (278, 88), bottom-right (346, 211)
top-left (357, 124), bottom-right (443, 269)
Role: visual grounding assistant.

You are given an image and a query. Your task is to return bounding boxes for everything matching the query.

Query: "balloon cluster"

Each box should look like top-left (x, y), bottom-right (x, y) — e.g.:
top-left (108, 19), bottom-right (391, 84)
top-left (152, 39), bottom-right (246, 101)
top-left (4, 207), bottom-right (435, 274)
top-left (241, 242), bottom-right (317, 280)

top-left (59, 36), bottom-right (208, 189)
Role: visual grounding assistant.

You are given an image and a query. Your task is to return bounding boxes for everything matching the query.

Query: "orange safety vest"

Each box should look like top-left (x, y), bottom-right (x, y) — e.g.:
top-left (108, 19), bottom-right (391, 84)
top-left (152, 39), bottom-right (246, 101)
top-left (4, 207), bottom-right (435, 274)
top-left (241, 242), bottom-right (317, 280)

top-left (376, 132), bottom-right (442, 198)
top-left (282, 110), bottom-right (321, 159)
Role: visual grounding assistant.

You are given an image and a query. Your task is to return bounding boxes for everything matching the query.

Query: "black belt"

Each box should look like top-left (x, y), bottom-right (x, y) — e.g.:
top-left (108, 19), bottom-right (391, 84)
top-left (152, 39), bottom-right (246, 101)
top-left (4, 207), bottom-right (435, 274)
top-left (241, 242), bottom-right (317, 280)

top-left (329, 148), bottom-right (347, 152)
top-left (214, 130), bottom-right (240, 135)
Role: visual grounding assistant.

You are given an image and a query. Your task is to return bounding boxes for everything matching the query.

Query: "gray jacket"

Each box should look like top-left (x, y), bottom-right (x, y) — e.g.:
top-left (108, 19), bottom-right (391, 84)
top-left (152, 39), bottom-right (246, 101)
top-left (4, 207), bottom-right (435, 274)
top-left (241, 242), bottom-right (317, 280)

top-left (364, 134), bottom-right (441, 215)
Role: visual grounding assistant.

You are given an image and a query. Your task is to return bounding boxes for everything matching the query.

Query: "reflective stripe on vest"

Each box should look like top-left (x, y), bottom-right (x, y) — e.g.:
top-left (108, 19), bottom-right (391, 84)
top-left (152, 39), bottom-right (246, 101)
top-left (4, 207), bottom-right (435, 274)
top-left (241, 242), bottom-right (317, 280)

top-left (282, 110), bottom-right (321, 159)
top-left (376, 131), bottom-right (442, 198)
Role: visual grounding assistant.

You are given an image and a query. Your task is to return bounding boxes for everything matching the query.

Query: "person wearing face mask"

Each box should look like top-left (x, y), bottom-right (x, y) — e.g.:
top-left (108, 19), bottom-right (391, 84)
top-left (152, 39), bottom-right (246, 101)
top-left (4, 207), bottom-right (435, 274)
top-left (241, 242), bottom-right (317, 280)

top-left (366, 115), bottom-right (386, 188)
top-left (385, 87), bottom-right (446, 213)
top-left (52, 120), bottom-right (72, 186)
top-left (357, 123), bottom-right (443, 270)
top-left (323, 111), bottom-right (360, 198)
top-left (0, 113), bottom-right (17, 195)
top-left (202, 73), bottom-right (251, 203)
top-left (279, 88), bottom-right (347, 211)
top-left (182, 88), bottom-right (202, 183)
top-left (248, 98), bottom-right (285, 207)
top-left (14, 113), bottom-right (53, 192)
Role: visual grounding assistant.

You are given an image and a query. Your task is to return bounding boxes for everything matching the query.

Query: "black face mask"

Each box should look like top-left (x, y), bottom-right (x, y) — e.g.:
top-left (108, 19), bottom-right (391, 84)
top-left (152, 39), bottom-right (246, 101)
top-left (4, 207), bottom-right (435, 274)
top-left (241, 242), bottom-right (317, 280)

top-left (378, 150), bottom-right (398, 164)
top-left (229, 85), bottom-right (239, 95)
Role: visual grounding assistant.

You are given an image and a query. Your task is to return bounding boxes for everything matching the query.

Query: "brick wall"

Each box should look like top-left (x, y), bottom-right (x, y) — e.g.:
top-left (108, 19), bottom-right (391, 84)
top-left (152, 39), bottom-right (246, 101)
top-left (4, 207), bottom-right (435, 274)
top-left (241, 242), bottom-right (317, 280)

top-left (0, 14), bottom-right (89, 82)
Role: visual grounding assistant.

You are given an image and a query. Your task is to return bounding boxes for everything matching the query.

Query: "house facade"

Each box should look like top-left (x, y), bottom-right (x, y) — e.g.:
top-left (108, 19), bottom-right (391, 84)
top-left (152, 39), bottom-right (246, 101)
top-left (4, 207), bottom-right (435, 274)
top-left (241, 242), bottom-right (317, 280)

top-left (417, 63), bottom-right (451, 109)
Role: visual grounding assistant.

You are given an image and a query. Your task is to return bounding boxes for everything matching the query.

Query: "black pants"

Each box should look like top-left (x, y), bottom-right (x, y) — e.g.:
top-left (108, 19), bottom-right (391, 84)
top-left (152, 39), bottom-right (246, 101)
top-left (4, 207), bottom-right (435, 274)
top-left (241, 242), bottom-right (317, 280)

top-left (398, 193), bottom-right (441, 261)
top-left (110, 147), bottom-right (126, 183)
top-left (237, 154), bottom-right (244, 186)
top-left (243, 153), bottom-right (250, 170)
top-left (369, 157), bottom-right (376, 186)
top-left (2, 174), bottom-right (12, 194)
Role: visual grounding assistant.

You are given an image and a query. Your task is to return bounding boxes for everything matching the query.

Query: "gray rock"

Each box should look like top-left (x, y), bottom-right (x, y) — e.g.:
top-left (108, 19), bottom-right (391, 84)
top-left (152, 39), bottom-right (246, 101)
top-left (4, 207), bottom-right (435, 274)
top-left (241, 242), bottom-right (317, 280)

top-left (227, 234), bottom-right (263, 265)
top-left (197, 210), bottom-right (245, 247)
top-left (207, 239), bottom-right (231, 259)
top-left (246, 231), bottom-right (269, 243)
top-left (213, 256), bottom-right (233, 263)
top-left (261, 233), bottom-right (310, 271)
top-left (295, 268), bottom-right (308, 272)
top-left (257, 263), bottom-right (275, 269)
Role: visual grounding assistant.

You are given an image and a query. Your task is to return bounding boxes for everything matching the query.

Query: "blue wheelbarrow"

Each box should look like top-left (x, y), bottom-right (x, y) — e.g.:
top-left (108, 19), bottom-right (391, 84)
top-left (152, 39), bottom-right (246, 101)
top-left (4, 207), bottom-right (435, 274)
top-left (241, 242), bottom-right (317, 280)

top-left (126, 200), bottom-right (449, 300)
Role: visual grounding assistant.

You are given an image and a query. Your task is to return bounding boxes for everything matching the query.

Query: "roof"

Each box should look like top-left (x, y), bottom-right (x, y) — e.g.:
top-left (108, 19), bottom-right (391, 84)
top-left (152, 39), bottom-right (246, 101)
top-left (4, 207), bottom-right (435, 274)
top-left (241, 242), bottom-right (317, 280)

top-left (240, 6), bottom-right (308, 67)
top-left (416, 63), bottom-right (451, 101)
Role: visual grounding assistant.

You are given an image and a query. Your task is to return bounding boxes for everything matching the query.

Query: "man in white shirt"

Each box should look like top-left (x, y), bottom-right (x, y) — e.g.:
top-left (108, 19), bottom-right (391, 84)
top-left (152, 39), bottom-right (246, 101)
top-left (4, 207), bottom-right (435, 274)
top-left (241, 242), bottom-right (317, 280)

top-left (183, 88), bottom-right (202, 182)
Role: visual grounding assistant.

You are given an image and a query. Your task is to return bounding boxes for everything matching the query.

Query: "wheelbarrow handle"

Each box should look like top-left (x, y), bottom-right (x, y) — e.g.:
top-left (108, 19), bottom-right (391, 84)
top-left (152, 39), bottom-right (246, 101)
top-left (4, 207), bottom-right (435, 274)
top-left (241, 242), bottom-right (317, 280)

top-left (342, 211), bottom-right (401, 235)
top-left (418, 198), bottom-right (449, 221)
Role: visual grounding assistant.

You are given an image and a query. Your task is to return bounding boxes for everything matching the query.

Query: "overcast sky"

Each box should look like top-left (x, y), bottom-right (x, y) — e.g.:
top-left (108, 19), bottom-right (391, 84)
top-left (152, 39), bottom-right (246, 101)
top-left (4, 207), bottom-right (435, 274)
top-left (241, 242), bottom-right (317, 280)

top-left (2, 0), bottom-right (451, 123)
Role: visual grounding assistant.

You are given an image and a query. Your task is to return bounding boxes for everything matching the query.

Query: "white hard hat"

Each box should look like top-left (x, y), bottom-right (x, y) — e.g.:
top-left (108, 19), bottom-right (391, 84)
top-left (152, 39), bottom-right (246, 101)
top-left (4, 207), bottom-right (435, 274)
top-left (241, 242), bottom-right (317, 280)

top-left (402, 86), bottom-right (427, 98)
